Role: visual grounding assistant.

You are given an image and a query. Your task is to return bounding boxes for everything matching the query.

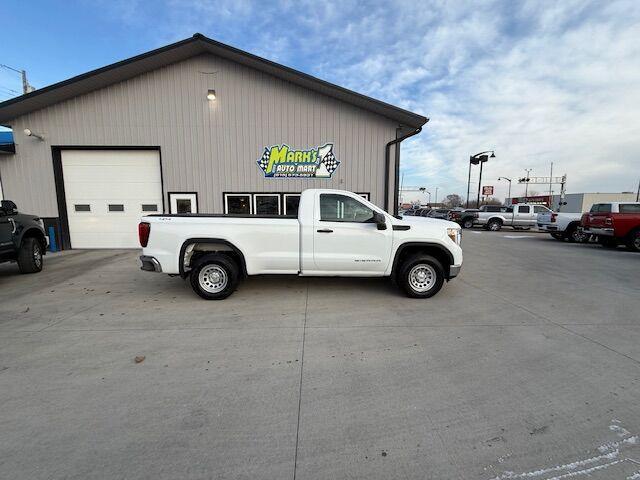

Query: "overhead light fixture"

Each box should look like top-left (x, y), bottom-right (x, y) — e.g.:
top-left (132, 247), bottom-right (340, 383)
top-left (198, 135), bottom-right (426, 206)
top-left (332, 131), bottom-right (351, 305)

top-left (23, 128), bottom-right (44, 140)
top-left (207, 89), bottom-right (216, 101)
top-left (490, 152), bottom-right (496, 158)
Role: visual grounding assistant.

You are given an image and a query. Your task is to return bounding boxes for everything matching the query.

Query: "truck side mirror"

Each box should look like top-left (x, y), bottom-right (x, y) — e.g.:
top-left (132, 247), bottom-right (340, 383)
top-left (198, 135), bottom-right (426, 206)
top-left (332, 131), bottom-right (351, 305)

top-left (373, 211), bottom-right (387, 230)
top-left (0, 200), bottom-right (17, 214)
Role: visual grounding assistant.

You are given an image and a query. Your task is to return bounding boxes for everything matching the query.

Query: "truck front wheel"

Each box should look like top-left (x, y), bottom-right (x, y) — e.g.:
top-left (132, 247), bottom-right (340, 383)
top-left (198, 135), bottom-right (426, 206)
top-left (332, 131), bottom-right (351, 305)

top-left (17, 237), bottom-right (43, 274)
top-left (397, 254), bottom-right (445, 299)
top-left (190, 254), bottom-right (239, 300)
top-left (486, 219), bottom-right (502, 231)
top-left (625, 229), bottom-right (640, 252)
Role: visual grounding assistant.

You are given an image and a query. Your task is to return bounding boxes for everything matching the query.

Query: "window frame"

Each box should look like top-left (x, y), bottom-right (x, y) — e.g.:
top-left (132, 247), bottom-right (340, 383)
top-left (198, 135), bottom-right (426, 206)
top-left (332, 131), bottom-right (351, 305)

top-left (167, 192), bottom-right (198, 214)
top-left (319, 193), bottom-right (376, 223)
top-left (283, 194), bottom-right (301, 216)
top-left (253, 193), bottom-right (281, 216)
top-left (224, 193), bottom-right (253, 215)
top-left (107, 204), bottom-right (125, 213)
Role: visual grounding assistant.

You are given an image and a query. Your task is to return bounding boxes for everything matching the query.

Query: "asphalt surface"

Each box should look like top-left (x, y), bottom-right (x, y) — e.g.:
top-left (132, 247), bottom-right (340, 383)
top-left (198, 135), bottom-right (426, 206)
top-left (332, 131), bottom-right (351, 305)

top-left (1, 231), bottom-right (639, 479)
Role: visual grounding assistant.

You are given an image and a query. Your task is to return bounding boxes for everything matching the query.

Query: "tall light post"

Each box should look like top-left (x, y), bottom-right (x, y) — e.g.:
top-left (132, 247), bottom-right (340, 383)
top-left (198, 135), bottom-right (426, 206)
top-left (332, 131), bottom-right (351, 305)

top-left (522, 168), bottom-right (533, 200)
top-left (466, 151), bottom-right (495, 208)
top-left (498, 177), bottom-right (512, 202)
top-left (434, 187), bottom-right (439, 205)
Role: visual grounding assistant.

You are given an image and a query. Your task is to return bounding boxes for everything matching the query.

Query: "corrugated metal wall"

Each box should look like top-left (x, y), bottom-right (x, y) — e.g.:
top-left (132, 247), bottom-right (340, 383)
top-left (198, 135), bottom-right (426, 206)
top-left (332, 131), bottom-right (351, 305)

top-left (1, 54), bottom-right (400, 217)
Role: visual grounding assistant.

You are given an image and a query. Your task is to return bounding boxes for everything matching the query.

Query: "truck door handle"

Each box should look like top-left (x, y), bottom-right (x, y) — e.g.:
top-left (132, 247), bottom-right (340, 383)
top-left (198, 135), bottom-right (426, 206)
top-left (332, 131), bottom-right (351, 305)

top-left (317, 228), bottom-right (333, 233)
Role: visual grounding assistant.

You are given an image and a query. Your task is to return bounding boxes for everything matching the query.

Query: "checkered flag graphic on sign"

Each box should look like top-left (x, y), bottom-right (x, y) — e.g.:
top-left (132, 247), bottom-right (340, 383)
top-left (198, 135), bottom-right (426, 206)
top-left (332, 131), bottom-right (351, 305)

top-left (322, 150), bottom-right (339, 174)
top-left (257, 148), bottom-right (270, 172)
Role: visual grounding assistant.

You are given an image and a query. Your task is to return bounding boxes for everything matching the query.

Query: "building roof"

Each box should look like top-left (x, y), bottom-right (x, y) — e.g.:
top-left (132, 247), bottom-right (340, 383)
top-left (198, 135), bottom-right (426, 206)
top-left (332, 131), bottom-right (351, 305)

top-left (0, 33), bottom-right (428, 128)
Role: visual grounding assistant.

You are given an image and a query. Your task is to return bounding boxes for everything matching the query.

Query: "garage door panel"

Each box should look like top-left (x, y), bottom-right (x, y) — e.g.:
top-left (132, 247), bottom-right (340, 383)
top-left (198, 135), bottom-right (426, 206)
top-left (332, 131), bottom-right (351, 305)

top-left (62, 150), bottom-right (163, 249)
top-left (65, 182), bottom-right (162, 200)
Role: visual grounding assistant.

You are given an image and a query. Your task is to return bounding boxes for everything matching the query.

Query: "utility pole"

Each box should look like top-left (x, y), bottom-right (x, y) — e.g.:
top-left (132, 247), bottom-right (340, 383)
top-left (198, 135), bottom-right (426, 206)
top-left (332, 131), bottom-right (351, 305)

top-left (523, 168), bottom-right (532, 200)
top-left (0, 64), bottom-right (34, 94)
top-left (549, 162), bottom-right (553, 207)
top-left (434, 187), bottom-right (438, 205)
top-left (636, 178), bottom-right (640, 202)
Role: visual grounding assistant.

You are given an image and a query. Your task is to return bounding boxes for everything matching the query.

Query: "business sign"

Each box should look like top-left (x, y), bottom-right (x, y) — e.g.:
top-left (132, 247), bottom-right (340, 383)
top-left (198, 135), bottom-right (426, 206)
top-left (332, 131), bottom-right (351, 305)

top-left (257, 143), bottom-right (340, 178)
top-left (482, 185), bottom-right (494, 196)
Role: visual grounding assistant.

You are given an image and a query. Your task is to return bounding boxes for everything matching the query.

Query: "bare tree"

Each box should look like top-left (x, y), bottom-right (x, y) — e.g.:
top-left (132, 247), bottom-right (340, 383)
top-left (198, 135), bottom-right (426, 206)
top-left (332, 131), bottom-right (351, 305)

top-left (443, 194), bottom-right (463, 208)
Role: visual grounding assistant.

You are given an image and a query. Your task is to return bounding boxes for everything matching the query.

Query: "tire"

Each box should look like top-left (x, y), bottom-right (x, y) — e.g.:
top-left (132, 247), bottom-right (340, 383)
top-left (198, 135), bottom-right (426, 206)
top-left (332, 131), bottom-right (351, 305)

top-left (17, 237), bottom-right (43, 274)
top-left (566, 224), bottom-right (588, 243)
top-left (598, 237), bottom-right (618, 249)
top-left (550, 233), bottom-right (565, 241)
top-left (397, 254), bottom-right (445, 299)
top-left (189, 254), bottom-right (239, 300)
top-left (625, 229), bottom-right (640, 252)
top-left (462, 218), bottom-right (474, 229)
top-left (486, 219), bottom-right (502, 232)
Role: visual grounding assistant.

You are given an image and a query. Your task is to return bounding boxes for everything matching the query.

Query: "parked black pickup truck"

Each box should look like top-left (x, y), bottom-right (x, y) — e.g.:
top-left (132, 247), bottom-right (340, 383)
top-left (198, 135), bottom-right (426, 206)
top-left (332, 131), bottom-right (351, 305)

top-left (0, 200), bottom-right (47, 273)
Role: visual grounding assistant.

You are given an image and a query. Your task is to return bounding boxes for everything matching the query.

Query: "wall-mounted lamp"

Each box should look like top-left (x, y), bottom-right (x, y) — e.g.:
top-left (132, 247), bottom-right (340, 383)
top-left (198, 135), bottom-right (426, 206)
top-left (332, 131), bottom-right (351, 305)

top-left (23, 128), bottom-right (45, 141)
top-left (206, 89), bottom-right (216, 101)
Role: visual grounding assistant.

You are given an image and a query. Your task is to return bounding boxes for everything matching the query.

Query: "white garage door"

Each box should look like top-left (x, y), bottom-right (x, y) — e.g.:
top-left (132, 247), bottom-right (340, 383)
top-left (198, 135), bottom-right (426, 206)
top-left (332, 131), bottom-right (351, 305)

top-left (62, 149), bottom-right (162, 248)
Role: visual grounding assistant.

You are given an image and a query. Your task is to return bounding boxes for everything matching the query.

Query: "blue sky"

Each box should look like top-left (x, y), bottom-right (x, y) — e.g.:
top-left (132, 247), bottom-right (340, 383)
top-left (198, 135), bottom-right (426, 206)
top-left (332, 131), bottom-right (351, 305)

top-left (2, 0), bottom-right (640, 201)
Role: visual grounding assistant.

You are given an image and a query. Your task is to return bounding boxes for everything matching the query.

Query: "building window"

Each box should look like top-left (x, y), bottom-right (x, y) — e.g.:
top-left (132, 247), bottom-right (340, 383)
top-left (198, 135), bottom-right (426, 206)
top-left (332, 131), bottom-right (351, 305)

top-left (284, 194), bottom-right (301, 216)
top-left (254, 194), bottom-right (281, 215)
top-left (108, 204), bottom-right (125, 212)
top-left (74, 204), bottom-right (91, 212)
top-left (141, 204), bottom-right (158, 212)
top-left (356, 193), bottom-right (370, 201)
top-left (168, 192), bottom-right (197, 214)
top-left (225, 194), bottom-right (251, 214)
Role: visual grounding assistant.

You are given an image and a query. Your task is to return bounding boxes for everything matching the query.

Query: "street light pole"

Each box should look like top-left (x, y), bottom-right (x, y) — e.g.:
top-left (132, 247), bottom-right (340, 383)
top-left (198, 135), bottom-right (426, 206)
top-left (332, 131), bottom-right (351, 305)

top-left (434, 187), bottom-right (439, 205)
top-left (467, 150), bottom-right (495, 208)
top-left (498, 177), bottom-right (512, 202)
top-left (523, 168), bottom-right (532, 200)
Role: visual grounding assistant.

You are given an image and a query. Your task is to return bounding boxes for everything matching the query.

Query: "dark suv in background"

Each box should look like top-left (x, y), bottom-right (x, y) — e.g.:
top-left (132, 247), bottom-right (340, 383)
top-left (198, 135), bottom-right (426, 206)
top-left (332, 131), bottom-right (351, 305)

top-left (0, 200), bottom-right (47, 273)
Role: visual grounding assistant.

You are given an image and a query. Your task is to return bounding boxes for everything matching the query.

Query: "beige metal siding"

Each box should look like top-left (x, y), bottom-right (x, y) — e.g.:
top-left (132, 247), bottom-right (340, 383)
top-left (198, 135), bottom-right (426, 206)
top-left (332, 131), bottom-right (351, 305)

top-left (0, 54), bottom-right (399, 217)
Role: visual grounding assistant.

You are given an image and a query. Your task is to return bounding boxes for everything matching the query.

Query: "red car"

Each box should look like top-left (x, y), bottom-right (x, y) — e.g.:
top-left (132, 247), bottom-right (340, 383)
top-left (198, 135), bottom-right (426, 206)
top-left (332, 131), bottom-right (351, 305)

top-left (581, 202), bottom-right (640, 252)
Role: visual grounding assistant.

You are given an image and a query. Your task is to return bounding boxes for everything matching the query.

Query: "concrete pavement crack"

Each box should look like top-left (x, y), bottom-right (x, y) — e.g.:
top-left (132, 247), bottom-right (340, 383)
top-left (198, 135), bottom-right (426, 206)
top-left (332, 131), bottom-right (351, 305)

top-left (293, 278), bottom-right (309, 480)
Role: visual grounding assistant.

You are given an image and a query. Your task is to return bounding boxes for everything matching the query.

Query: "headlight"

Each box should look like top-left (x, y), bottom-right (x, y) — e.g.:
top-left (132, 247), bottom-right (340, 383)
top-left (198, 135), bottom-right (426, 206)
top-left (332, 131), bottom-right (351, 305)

top-left (447, 227), bottom-right (461, 245)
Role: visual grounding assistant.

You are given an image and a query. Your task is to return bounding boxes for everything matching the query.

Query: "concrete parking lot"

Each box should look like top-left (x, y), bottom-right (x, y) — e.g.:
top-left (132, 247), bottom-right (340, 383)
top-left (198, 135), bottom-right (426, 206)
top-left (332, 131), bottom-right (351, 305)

top-left (1, 231), bottom-right (639, 479)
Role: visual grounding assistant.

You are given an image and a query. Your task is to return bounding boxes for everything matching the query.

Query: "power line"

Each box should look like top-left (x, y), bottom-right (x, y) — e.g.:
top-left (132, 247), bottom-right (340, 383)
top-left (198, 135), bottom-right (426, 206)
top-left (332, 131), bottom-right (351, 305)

top-left (0, 85), bottom-right (20, 94)
top-left (0, 63), bottom-right (22, 74)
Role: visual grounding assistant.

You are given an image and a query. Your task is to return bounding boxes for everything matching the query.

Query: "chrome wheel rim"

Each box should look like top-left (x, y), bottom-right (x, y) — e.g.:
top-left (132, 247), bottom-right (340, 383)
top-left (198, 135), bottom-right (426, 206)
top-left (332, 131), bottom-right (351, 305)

top-left (572, 230), bottom-right (587, 242)
top-left (198, 265), bottom-right (228, 293)
top-left (634, 235), bottom-right (640, 249)
top-left (408, 264), bottom-right (436, 293)
top-left (33, 245), bottom-right (42, 268)
top-left (490, 222), bottom-right (499, 231)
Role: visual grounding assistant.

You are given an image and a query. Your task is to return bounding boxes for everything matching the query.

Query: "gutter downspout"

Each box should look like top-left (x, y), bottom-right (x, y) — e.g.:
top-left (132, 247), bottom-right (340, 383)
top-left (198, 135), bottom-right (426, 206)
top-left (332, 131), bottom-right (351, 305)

top-left (384, 123), bottom-right (426, 215)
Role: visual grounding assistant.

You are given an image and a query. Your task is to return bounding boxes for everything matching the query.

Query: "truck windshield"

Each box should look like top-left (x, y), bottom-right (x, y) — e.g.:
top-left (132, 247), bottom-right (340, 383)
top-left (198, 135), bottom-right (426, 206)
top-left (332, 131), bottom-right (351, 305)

top-left (320, 194), bottom-right (374, 222)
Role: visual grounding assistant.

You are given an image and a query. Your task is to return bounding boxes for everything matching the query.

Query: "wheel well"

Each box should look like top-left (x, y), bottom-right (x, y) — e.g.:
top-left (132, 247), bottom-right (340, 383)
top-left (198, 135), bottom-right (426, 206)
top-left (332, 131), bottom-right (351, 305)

top-left (566, 221), bottom-right (580, 231)
top-left (392, 244), bottom-right (452, 279)
top-left (488, 217), bottom-right (503, 224)
top-left (180, 239), bottom-right (247, 278)
top-left (22, 228), bottom-right (47, 251)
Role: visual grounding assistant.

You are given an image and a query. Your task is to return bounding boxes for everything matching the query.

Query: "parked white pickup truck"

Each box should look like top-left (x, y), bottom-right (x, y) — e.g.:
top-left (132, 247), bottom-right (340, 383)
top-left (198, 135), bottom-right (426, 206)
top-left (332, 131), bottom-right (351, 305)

top-left (537, 211), bottom-right (587, 242)
top-left (138, 189), bottom-right (463, 300)
top-left (478, 204), bottom-right (552, 231)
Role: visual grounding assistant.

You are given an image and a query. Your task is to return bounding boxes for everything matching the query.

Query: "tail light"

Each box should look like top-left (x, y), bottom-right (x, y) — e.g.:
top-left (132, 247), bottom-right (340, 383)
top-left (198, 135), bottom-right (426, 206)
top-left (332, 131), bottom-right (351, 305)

top-left (138, 222), bottom-right (151, 247)
top-left (551, 213), bottom-right (558, 223)
top-left (604, 216), bottom-right (613, 226)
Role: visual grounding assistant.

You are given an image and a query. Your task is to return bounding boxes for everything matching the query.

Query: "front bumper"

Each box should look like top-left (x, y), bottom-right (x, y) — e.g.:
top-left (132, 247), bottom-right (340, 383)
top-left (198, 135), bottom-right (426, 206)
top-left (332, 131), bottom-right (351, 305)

top-left (584, 227), bottom-right (614, 237)
top-left (448, 264), bottom-right (462, 279)
top-left (139, 255), bottom-right (162, 272)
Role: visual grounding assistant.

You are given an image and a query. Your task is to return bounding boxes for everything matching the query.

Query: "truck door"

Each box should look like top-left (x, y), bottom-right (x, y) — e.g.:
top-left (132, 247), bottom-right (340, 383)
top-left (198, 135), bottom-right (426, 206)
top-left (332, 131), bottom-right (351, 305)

top-left (0, 212), bottom-right (14, 254)
top-left (313, 193), bottom-right (392, 273)
top-left (513, 205), bottom-right (531, 226)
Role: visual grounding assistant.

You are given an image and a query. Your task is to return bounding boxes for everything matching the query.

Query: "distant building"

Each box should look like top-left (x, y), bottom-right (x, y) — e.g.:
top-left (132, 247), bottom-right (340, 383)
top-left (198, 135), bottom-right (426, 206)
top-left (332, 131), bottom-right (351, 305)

top-left (506, 192), bottom-right (638, 212)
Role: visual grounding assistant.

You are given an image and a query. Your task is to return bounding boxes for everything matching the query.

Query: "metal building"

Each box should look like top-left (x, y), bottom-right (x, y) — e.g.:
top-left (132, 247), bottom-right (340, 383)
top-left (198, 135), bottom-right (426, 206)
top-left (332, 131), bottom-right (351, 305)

top-left (0, 34), bottom-right (427, 249)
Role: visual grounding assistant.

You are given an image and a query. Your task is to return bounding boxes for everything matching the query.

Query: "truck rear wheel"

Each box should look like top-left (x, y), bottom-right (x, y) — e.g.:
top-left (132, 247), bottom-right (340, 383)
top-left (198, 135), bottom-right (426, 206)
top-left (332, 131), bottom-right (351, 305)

top-left (566, 224), bottom-right (587, 243)
top-left (462, 218), bottom-right (474, 229)
top-left (625, 229), bottom-right (640, 252)
top-left (397, 254), bottom-right (445, 299)
top-left (190, 254), bottom-right (239, 300)
top-left (17, 237), bottom-right (43, 274)
top-left (486, 219), bottom-right (502, 231)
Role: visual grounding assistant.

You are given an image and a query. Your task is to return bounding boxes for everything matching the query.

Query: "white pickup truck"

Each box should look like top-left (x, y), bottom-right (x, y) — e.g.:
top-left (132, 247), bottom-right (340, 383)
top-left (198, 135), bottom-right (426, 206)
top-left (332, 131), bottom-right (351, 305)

top-left (477, 204), bottom-right (553, 231)
top-left (138, 189), bottom-right (463, 300)
top-left (536, 211), bottom-right (587, 242)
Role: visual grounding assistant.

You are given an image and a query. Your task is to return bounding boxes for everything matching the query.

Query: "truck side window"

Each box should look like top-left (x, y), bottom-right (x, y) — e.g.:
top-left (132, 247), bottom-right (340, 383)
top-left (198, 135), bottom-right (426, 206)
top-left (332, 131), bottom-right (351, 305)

top-left (518, 206), bottom-right (530, 213)
top-left (620, 204), bottom-right (640, 213)
top-left (320, 194), bottom-right (374, 223)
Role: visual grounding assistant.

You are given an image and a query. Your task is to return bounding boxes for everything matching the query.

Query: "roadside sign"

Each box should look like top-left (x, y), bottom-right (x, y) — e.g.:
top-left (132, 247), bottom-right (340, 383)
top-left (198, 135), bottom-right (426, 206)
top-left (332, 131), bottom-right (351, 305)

top-left (482, 186), bottom-right (494, 196)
